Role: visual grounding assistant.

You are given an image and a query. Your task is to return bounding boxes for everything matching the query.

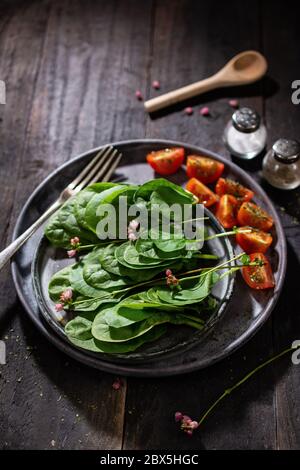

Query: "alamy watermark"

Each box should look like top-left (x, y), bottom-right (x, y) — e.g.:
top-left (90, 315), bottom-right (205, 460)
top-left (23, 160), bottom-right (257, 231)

top-left (291, 80), bottom-right (300, 104)
top-left (291, 340), bottom-right (300, 364)
top-left (0, 80), bottom-right (5, 104)
top-left (0, 340), bottom-right (6, 364)
top-left (94, 197), bottom-right (205, 249)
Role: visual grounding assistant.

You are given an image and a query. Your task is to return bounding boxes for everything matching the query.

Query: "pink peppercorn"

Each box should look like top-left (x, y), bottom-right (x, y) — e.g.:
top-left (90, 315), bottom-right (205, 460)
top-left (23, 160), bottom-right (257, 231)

top-left (135, 90), bottom-right (143, 100)
top-left (112, 378), bottom-right (123, 390)
top-left (152, 80), bottom-right (160, 90)
top-left (200, 106), bottom-right (210, 116)
top-left (184, 107), bottom-right (193, 115)
top-left (229, 99), bottom-right (239, 108)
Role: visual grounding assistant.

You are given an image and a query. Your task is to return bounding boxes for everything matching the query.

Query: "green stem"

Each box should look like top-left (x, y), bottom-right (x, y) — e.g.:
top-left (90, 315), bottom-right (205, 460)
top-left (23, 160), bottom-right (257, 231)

top-left (204, 227), bottom-right (251, 242)
top-left (198, 346), bottom-right (297, 426)
top-left (77, 239), bottom-right (123, 251)
top-left (72, 253), bottom-right (248, 307)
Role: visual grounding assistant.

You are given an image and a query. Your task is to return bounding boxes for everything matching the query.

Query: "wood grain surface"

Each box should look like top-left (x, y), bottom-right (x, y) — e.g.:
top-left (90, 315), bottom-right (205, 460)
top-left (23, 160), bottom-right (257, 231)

top-left (0, 0), bottom-right (299, 450)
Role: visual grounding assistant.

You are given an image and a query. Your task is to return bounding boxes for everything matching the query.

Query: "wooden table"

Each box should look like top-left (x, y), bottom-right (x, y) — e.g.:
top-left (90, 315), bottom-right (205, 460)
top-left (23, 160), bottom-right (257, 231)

top-left (0, 0), bottom-right (299, 450)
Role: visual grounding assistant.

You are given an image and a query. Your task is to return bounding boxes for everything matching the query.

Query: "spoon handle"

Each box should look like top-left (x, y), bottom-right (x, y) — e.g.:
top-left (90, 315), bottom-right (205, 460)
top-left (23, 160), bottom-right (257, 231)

top-left (144, 75), bottom-right (223, 113)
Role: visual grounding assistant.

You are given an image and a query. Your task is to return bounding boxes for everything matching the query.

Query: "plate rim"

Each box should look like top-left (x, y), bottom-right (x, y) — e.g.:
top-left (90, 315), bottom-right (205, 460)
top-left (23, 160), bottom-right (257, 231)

top-left (11, 138), bottom-right (287, 376)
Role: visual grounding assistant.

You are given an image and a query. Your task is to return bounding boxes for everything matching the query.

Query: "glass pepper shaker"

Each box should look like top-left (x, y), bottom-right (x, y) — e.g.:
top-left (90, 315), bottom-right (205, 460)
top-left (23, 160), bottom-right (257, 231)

top-left (223, 107), bottom-right (267, 159)
top-left (262, 138), bottom-right (300, 190)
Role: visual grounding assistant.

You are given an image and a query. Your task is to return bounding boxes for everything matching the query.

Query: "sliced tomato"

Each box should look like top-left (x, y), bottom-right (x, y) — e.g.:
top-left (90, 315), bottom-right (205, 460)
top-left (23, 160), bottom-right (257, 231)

top-left (146, 147), bottom-right (185, 175)
top-left (236, 226), bottom-right (273, 254)
top-left (186, 155), bottom-right (224, 184)
top-left (237, 202), bottom-right (274, 232)
top-left (242, 253), bottom-right (275, 290)
top-left (215, 194), bottom-right (238, 229)
top-left (215, 178), bottom-right (254, 203)
top-left (186, 177), bottom-right (218, 207)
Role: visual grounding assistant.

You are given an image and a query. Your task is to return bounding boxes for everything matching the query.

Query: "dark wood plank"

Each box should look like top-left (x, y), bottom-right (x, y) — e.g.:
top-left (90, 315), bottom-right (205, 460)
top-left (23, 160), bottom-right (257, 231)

top-left (124, 0), bottom-right (276, 450)
top-left (0, 0), bottom-right (154, 450)
top-left (262, 0), bottom-right (300, 450)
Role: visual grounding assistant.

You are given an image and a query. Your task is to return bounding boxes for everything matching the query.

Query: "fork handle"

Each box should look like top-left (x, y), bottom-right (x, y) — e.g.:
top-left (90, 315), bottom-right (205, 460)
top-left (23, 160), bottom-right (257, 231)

top-left (0, 199), bottom-right (62, 271)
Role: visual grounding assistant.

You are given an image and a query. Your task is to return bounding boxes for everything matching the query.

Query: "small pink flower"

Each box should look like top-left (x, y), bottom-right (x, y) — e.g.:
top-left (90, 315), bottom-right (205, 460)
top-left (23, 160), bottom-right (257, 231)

top-left (182, 415), bottom-right (192, 424)
top-left (190, 421), bottom-right (199, 430)
top-left (129, 219), bottom-right (139, 231)
top-left (67, 249), bottom-right (77, 258)
top-left (128, 231), bottom-right (137, 242)
top-left (60, 288), bottom-right (73, 302)
top-left (166, 269), bottom-right (173, 277)
top-left (200, 106), bottom-right (210, 116)
top-left (229, 99), bottom-right (239, 108)
top-left (70, 237), bottom-right (80, 246)
top-left (135, 90), bottom-right (143, 100)
top-left (175, 411), bottom-right (183, 422)
top-left (186, 430), bottom-right (193, 436)
top-left (55, 303), bottom-right (64, 312)
top-left (112, 378), bottom-right (123, 390)
top-left (152, 80), bottom-right (160, 90)
top-left (184, 107), bottom-right (193, 115)
top-left (166, 271), bottom-right (179, 287)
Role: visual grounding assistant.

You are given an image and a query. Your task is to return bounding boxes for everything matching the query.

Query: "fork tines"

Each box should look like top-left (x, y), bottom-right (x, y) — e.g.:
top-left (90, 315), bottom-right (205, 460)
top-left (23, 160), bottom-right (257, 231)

top-left (68, 146), bottom-right (123, 192)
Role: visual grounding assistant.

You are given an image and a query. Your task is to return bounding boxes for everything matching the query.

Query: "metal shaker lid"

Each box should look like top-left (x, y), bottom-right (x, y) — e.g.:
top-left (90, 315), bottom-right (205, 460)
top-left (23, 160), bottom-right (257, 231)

top-left (232, 107), bottom-right (261, 133)
top-left (273, 138), bottom-right (300, 164)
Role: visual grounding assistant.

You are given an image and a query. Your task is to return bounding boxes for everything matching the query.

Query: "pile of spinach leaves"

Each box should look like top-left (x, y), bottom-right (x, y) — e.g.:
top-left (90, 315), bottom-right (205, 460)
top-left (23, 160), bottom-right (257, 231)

top-left (45, 179), bottom-right (220, 354)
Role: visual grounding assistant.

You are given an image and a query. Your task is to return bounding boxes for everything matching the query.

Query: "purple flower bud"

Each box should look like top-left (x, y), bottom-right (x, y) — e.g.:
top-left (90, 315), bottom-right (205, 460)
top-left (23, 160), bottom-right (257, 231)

top-left (175, 411), bottom-right (183, 422)
top-left (60, 288), bottom-right (73, 302)
top-left (129, 219), bottom-right (139, 231)
top-left (190, 421), bottom-right (199, 429)
top-left (67, 249), bottom-right (77, 258)
top-left (70, 237), bottom-right (80, 246)
top-left (128, 231), bottom-right (137, 241)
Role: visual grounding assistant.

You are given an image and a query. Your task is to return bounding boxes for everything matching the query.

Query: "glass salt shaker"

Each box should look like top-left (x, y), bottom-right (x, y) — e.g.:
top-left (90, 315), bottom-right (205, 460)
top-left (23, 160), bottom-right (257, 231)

top-left (223, 107), bottom-right (267, 159)
top-left (262, 138), bottom-right (300, 190)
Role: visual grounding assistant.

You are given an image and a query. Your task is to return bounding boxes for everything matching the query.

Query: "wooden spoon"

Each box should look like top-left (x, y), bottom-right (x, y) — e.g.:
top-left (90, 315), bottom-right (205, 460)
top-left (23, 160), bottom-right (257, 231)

top-left (144, 50), bottom-right (267, 113)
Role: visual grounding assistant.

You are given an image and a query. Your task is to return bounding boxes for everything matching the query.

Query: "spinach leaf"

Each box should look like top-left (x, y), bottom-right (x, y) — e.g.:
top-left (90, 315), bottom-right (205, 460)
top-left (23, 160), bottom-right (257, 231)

top-left (74, 182), bottom-right (117, 230)
top-left (135, 178), bottom-right (195, 205)
top-left (66, 308), bottom-right (167, 353)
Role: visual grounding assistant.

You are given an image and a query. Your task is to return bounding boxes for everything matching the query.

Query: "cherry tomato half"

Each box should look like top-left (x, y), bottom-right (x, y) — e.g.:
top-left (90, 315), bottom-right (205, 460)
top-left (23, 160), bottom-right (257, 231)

top-left (237, 202), bottom-right (274, 232)
top-left (186, 177), bottom-right (219, 207)
top-left (146, 147), bottom-right (185, 175)
top-left (215, 178), bottom-right (254, 203)
top-left (215, 194), bottom-right (238, 229)
top-left (186, 155), bottom-right (224, 184)
top-left (236, 226), bottom-right (273, 254)
top-left (242, 253), bottom-right (275, 290)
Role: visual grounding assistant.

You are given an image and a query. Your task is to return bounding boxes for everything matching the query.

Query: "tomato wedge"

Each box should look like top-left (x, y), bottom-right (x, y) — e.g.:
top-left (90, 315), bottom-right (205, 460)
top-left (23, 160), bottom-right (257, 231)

top-left (215, 178), bottom-right (254, 203)
top-left (236, 226), bottom-right (273, 254)
top-left (237, 202), bottom-right (274, 232)
top-left (186, 178), bottom-right (218, 207)
top-left (215, 194), bottom-right (238, 229)
top-left (242, 253), bottom-right (275, 290)
top-left (186, 155), bottom-right (224, 184)
top-left (146, 147), bottom-right (185, 175)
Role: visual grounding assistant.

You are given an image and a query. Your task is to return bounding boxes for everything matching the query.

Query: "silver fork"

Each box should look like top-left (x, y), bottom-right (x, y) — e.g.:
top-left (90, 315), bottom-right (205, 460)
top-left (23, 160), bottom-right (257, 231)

top-left (0, 146), bottom-right (122, 270)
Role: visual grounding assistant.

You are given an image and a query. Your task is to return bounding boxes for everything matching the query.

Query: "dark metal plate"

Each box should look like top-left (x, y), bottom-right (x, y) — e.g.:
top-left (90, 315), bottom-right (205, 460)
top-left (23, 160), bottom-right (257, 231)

top-left (11, 139), bottom-right (287, 376)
